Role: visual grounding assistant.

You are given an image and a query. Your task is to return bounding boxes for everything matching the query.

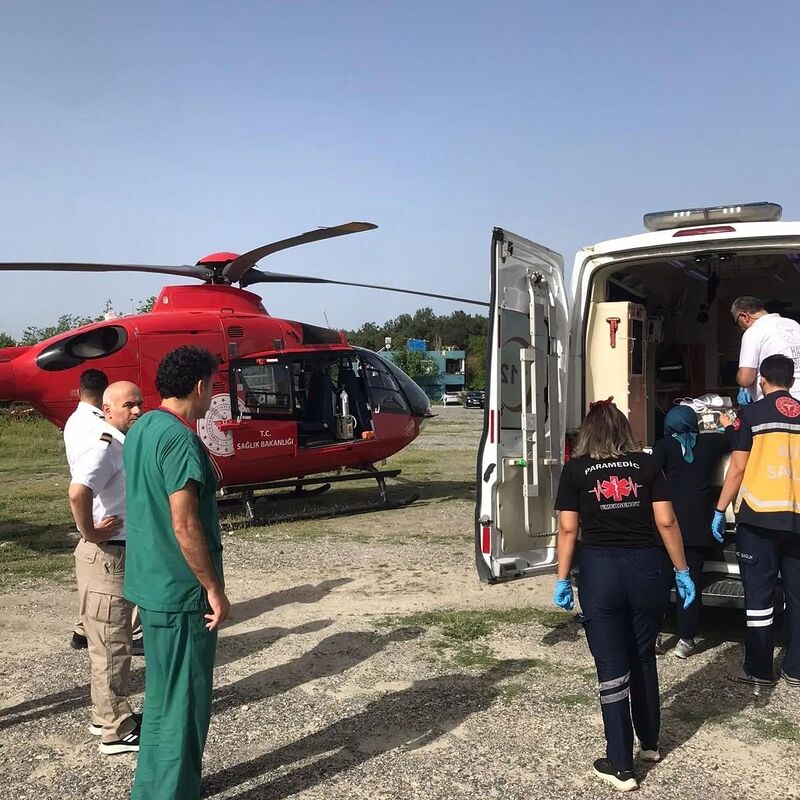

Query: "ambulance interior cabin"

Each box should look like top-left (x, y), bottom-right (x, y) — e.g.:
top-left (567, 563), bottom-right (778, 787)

top-left (584, 249), bottom-right (800, 447)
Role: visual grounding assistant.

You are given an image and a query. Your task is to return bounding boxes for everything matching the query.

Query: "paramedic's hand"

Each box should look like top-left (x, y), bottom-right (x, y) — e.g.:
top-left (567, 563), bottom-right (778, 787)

top-left (553, 579), bottom-right (574, 611)
top-left (711, 509), bottom-right (726, 543)
top-left (674, 568), bottom-right (696, 609)
top-left (737, 387), bottom-right (753, 406)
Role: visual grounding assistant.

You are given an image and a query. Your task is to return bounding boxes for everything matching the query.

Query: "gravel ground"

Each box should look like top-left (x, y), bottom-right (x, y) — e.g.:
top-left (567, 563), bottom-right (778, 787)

top-left (1, 409), bottom-right (799, 799)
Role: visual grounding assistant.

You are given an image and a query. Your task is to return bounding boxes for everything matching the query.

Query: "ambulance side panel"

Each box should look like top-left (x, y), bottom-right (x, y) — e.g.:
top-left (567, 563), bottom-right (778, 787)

top-left (475, 228), bottom-right (569, 583)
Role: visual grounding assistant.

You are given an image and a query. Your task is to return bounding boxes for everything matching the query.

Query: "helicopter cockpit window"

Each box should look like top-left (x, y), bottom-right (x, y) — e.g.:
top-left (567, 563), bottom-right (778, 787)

top-left (233, 361), bottom-right (293, 419)
top-left (362, 354), bottom-right (409, 414)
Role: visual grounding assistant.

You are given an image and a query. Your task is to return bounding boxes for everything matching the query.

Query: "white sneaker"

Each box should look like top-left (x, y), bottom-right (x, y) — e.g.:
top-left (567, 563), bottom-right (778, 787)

top-left (673, 639), bottom-right (696, 659)
top-left (638, 748), bottom-right (661, 762)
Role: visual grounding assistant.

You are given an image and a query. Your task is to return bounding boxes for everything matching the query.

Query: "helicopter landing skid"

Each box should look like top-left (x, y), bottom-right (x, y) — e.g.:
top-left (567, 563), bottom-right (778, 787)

top-left (221, 468), bottom-right (417, 525)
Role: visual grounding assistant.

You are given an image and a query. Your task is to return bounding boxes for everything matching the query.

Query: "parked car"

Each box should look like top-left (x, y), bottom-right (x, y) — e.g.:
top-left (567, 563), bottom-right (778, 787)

top-left (442, 391), bottom-right (462, 406)
top-left (464, 390), bottom-right (485, 409)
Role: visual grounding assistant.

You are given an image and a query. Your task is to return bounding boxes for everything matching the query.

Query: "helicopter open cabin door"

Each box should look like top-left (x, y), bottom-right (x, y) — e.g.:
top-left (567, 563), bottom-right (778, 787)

top-left (475, 229), bottom-right (569, 583)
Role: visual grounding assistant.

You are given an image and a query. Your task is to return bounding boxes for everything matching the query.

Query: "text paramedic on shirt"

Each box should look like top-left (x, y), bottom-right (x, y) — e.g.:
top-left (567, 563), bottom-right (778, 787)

top-left (733, 296), bottom-right (800, 405)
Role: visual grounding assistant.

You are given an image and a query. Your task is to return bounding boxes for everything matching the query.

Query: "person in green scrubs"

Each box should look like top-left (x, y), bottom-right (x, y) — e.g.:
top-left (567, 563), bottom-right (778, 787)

top-left (124, 345), bottom-right (229, 800)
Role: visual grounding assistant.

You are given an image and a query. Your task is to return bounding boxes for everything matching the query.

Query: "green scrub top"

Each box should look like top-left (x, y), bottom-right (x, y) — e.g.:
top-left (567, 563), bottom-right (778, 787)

top-left (123, 408), bottom-right (224, 612)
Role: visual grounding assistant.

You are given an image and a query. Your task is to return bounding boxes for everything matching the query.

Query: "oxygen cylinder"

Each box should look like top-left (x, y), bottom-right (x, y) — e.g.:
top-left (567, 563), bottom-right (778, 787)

top-left (336, 387), bottom-right (354, 439)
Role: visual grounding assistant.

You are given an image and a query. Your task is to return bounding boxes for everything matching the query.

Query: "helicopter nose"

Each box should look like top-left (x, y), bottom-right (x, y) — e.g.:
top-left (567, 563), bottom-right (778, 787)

top-left (0, 357), bottom-right (15, 402)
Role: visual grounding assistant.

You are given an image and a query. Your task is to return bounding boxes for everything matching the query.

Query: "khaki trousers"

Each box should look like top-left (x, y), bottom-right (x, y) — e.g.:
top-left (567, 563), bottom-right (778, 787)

top-left (74, 539), bottom-right (136, 742)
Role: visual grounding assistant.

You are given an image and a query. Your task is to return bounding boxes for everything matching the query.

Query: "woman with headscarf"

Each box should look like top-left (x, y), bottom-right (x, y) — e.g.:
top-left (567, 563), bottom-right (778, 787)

top-left (652, 405), bottom-right (734, 658)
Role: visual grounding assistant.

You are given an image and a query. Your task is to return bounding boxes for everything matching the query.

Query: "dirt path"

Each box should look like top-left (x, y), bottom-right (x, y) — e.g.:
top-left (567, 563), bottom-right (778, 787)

top-left (1, 532), bottom-right (799, 800)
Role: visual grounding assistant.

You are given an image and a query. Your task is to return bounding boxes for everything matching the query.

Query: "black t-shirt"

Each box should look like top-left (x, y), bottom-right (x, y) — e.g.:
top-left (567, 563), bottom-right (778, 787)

top-left (554, 451), bottom-right (670, 547)
top-left (652, 430), bottom-right (732, 547)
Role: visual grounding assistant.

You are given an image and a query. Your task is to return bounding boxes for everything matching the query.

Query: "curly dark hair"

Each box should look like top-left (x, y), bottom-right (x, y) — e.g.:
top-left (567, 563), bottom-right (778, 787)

top-left (156, 346), bottom-right (219, 400)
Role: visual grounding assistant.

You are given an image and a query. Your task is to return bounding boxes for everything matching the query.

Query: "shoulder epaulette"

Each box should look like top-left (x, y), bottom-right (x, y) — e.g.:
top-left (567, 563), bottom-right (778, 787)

top-left (100, 431), bottom-right (113, 444)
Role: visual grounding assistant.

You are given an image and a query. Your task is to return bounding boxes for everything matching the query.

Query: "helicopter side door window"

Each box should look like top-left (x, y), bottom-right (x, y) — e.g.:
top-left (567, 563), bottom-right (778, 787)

top-left (362, 355), bottom-right (410, 414)
top-left (233, 361), bottom-right (293, 419)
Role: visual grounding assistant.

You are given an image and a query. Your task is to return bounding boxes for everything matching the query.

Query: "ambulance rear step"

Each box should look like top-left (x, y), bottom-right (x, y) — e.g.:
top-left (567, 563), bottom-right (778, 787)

top-left (670, 576), bottom-right (784, 610)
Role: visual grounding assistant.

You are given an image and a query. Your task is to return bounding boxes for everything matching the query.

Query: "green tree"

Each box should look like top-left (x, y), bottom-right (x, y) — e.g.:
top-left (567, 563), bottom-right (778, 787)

top-left (20, 313), bottom-right (103, 345)
top-left (134, 295), bottom-right (157, 314)
top-left (466, 333), bottom-right (487, 389)
top-left (0, 332), bottom-right (16, 348)
top-left (388, 347), bottom-right (440, 384)
top-left (344, 307), bottom-right (488, 355)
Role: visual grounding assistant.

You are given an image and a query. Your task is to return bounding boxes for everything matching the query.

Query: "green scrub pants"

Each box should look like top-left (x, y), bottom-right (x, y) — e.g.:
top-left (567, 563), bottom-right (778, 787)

top-left (131, 608), bottom-right (217, 800)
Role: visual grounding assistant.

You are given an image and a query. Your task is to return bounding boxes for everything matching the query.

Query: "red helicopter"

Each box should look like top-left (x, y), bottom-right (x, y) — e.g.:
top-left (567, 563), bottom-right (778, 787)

top-left (0, 222), bottom-right (487, 521)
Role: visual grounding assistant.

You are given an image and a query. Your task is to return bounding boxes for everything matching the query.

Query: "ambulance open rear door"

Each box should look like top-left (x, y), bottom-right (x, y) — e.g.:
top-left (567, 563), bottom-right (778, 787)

top-left (475, 228), bottom-right (569, 583)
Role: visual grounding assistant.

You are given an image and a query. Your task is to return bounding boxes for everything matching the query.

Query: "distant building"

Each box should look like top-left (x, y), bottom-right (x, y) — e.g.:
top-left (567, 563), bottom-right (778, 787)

top-left (380, 340), bottom-right (465, 401)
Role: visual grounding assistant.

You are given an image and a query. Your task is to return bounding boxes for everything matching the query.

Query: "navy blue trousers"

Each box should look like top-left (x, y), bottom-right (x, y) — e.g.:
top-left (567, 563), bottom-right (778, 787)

top-left (736, 524), bottom-right (800, 680)
top-left (579, 546), bottom-right (671, 772)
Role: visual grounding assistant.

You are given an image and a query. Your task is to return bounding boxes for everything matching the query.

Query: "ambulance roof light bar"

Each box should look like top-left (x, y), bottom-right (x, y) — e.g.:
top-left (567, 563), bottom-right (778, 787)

top-left (643, 202), bottom-right (782, 232)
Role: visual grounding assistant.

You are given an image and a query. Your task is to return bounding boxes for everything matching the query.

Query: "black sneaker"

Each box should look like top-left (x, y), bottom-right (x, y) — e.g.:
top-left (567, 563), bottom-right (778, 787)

top-left (70, 632), bottom-right (88, 650)
top-left (99, 725), bottom-right (140, 755)
top-left (729, 665), bottom-right (777, 686)
top-left (593, 758), bottom-right (638, 792)
top-left (89, 712), bottom-right (142, 737)
top-left (132, 637), bottom-right (145, 657)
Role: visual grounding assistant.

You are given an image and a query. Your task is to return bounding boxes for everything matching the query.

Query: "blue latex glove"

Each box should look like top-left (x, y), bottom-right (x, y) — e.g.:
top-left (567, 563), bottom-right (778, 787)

top-left (737, 387), bottom-right (753, 405)
top-left (674, 568), bottom-right (696, 609)
top-left (553, 579), bottom-right (574, 611)
top-left (711, 509), bottom-right (726, 543)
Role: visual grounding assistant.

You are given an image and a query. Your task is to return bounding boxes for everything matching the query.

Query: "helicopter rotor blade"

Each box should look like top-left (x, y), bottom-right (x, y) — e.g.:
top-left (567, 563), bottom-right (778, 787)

top-left (223, 222), bottom-right (378, 284)
top-left (0, 261), bottom-right (213, 281)
top-left (240, 268), bottom-right (489, 307)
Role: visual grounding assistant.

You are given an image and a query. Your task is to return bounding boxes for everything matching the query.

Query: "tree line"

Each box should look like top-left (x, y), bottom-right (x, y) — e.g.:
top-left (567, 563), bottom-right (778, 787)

top-left (0, 297), bottom-right (156, 348)
top-left (344, 307), bottom-right (488, 389)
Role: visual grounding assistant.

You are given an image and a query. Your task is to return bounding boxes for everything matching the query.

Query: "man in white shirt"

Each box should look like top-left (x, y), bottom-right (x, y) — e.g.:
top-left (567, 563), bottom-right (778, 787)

top-left (63, 369), bottom-right (108, 650)
top-left (733, 296), bottom-right (800, 403)
top-left (70, 380), bottom-right (144, 754)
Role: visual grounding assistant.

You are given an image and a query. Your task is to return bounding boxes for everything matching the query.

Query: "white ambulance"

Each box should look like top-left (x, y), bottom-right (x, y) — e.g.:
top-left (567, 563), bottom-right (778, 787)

top-left (475, 202), bottom-right (796, 606)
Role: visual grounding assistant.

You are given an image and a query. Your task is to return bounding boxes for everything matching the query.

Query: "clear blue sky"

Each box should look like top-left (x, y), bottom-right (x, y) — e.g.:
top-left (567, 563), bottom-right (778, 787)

top-left (2, 1), bottom-right (799, 338)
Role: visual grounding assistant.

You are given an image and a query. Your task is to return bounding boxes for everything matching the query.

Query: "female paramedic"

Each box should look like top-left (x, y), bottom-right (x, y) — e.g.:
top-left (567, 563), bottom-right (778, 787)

top-left (653, 406), bottom-right (733, 658)
top-left (552, 399), bottom-right (696, 793)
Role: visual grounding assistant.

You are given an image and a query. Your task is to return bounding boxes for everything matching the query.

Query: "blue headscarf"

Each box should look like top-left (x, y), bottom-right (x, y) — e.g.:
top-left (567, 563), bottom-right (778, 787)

top-left (664, 406), bottom-right (699, 463)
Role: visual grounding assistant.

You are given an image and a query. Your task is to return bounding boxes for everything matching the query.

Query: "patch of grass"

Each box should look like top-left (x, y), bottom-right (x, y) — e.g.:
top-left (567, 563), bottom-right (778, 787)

top-left (556, 693), bottom-right (593, 708)
top-left (0, 416), bottom-right (77, 590)
top-left (375, 608), bottom-right (571, 672)
top-left (376, 607), bottom-right (573, 638)
top-left (451, 642), bottom-right (501, 669)
top-left (752, 715), bottom-right (800, 743)
top-left (498, 682), bottom-right (528, 704)
top-left (671, 705), bottom-right (740, 726)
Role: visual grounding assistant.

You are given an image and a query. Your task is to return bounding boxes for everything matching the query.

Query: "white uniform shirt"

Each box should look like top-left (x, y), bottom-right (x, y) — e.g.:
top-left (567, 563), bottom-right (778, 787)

top-left (63, 401), bottom-right (105, 474)
top-left (739, 313), bottom-right (800, 400)
top-left (67, 416), bottom-right (128, 541)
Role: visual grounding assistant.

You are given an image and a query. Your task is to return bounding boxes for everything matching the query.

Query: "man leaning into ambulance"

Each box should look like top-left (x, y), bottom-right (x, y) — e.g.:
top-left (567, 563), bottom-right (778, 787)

top-left (715, 354), bottom-right (800, 686)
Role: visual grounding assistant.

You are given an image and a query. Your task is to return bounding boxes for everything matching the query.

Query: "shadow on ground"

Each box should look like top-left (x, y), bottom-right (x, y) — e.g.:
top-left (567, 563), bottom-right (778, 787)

top-left (202, 659), bottom-right (535, 799)
top-left (219, 479), bottom-right (474, 527)
top-left (0, 582), bottom-right (348, 730)
top-left (213, 627), bottom-right (423, 713)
